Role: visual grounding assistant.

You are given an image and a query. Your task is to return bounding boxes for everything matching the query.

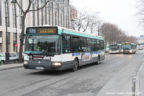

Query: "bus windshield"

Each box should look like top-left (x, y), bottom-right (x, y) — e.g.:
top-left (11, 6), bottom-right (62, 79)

top-left (131, 45), bottom-right (136, 49)
top-left (25, 35), bottom-right (60, 55)
top-left (110, 45), bottom-right (118, 50)
top-left (123, 45), bottom-right (131, 50)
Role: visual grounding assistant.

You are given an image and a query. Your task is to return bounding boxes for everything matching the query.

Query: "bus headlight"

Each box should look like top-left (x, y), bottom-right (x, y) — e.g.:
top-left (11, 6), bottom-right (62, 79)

top-left (52, 62), bottom-right (62, 66)
top-left (24, 54), bottom-right (29, 61)
top-left (24, 61), bottom-right (28, 65)
top-left (129, 50), bottom-right (132, 53)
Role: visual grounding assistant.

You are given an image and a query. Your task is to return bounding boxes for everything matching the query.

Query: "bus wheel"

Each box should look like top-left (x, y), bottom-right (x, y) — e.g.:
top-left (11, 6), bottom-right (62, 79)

top-left (96, 56), bottom-right (100, 65)
top-left (2, 60), bottom-right (5, 64)
top-left (72, 60), bottom-right (79, 72)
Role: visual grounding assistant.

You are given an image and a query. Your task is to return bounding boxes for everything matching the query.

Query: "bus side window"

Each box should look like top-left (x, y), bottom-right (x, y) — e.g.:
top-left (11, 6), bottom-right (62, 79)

top-left (81, 38), bottom-right (87, 52)
top-left (71, 36), bottom-right (81, 53)
top-left (96, 40), bottom-right (100, 51)
top-left (91, 39), bottom-right (96, 51)
top-left (99, 40), bottom-right (104, 50)
top-left (87, 38), bottom-right (92, 52)
top-left (62, 35), bottom-right (71, 53)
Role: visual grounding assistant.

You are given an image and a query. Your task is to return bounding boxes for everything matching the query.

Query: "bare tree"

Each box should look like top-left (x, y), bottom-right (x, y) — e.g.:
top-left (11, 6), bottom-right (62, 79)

top-left (73, 11), bottom-right (89, 32)
top-left (73, 11), bottom-right (101, 34)
top-left (100, 23), bottom-right (119, 44)
top-left (100, 23), bottom-right (137, 44)
top-left (89, 15), bottom-right (101, 34)
top-left (127, 36), bottom-right (137, 43)
top-left (137, 0), bottom-right (144, 22)
top-left (13, 0), bottom-right (51, 62)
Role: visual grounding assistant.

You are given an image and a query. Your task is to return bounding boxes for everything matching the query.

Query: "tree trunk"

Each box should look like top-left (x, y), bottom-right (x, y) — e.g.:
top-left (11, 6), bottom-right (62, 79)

top-left (19, 14), bottom-right (26, 62)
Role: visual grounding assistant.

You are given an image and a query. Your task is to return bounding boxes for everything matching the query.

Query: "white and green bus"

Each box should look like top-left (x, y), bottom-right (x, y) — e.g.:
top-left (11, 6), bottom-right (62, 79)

top-left (109, 44), bottom-right (123, 54)
top-left (123, 43), bottom-right (136, 54)
top-left (23, 26), bottom-right (105, 71)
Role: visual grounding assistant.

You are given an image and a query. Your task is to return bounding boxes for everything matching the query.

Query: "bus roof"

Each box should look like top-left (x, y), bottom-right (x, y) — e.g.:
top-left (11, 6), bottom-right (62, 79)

top-left (44, 25), bottom-right (104, 40)
top-left (58, 27), bottom-right (104, 40)
top-left (26, 26), bottom-right (104, 40)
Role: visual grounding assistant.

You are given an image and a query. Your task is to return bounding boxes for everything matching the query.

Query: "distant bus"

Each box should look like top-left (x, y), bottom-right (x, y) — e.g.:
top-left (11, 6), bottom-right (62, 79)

top-left (23, 26), bottom-right (105, 71)
top-left (123, 43), bottom-right (136, 54)
top-left (109, 44), bottom-right (123, 54)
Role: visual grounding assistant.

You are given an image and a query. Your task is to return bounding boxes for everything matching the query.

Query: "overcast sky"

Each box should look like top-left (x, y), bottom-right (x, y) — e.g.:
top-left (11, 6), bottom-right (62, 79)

top-left (71, 0), bottom-right (143, 37)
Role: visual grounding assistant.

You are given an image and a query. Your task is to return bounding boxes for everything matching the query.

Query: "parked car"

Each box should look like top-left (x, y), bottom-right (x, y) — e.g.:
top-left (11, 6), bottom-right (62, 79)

top-left (0, 52), bottom-right (19, 64)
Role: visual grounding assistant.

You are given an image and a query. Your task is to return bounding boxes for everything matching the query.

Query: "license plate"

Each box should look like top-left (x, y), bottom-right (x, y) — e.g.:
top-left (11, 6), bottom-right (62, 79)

top-left (35, 67), bottom-right (44, 70)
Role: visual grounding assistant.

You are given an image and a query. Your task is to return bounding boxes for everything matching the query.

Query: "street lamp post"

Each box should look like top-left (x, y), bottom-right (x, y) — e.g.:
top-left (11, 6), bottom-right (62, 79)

top-left (5, 0), bottom-right (9, 61)
top-left (14, 2), bottom-right (17, 52)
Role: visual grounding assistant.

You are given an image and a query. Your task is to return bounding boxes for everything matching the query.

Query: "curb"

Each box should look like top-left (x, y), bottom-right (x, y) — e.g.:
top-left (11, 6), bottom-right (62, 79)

top-left (0, 65), bottom-right (23, 71)
top-left (135, 62), bottom-right (144, 96)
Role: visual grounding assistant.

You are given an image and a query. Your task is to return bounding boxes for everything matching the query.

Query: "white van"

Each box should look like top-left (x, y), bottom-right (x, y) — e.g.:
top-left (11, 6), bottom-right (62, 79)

top-left (0, 53), bottom-right (19, 64)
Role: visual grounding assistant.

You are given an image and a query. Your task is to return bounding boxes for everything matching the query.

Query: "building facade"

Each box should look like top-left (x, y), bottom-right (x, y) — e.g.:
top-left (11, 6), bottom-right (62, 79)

top-left (0, 0), bottom-right (77, 53)
top-left (29, 0), bottom-right (72, 28)
top-left (69, 5), bottom-right (77, 29)
top-left (0, 0), bottom-right (21, 53)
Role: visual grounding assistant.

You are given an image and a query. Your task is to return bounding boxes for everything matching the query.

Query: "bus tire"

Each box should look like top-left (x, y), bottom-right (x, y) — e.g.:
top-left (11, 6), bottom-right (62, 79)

top-left (72, 60), bottom-right (79, 72)
top-left (96, 56), bottom-right (100, 65)
top-left (2, 60), bottom-right (5, 64)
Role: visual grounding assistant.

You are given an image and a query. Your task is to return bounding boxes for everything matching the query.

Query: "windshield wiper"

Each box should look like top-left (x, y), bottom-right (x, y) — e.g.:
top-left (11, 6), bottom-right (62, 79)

top-left (24, 51), bottom-right (43, 55)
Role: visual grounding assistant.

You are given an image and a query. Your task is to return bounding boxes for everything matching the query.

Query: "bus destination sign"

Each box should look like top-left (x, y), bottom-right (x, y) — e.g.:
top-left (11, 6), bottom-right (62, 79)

top-left (27, 27), bottom-right (57, 34)
top-left (39, 28), bottom-right (57, 33)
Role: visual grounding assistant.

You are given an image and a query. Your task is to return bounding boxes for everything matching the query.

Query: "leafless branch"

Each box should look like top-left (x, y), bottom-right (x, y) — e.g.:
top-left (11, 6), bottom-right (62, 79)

top-left (72, 10), bottom-right (101, 34)
top-left (29, 0), bottom-right (51, 12)
top-left (25, 0), bottom-right (32, 13)
top-left (100, 23), bottom-right (137, 44)
top-left (15, 0), bottom-right (24, 13)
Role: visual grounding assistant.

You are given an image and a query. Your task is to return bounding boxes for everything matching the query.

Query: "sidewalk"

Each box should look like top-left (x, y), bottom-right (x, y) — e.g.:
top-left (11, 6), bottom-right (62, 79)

top-left (137, 63), bottom-right (144, 96)
top-left (96, 60), bottom-right (144, 96)
top-left (0, 63), bottom-right (23, 71)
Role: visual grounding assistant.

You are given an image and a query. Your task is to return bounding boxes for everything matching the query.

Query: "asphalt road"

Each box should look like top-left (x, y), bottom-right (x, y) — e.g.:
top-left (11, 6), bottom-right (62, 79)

top-left (0, 51), bottom-right (144, 96)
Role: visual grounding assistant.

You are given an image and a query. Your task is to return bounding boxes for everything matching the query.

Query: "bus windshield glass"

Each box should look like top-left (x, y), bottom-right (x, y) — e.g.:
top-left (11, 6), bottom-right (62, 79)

top-left (25, 35), bottom-right (60, 55)
top-left (131, 45), bottom-right (136, 49)
top-left (110, 45), bottom-right (118, 50)
top-left (123, 45), bottom-right (131, 50)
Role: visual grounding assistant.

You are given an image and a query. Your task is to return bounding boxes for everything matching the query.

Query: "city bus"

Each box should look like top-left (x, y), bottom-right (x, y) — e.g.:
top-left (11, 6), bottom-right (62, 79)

top-left (123, 43), bottom-right (136, 54)
top-left (109, 44), bottom-right (123, 54)
top-left (23, 26), bottom-right (105, 71)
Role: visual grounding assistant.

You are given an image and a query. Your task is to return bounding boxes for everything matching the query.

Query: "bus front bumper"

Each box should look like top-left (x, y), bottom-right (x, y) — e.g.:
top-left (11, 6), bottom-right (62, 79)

top-left (23, 60), bottom-right (73, 71)
top-left (109, 50), bottom-right (119, 54)
top-left (123, 50), bottom-right (133, 54)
